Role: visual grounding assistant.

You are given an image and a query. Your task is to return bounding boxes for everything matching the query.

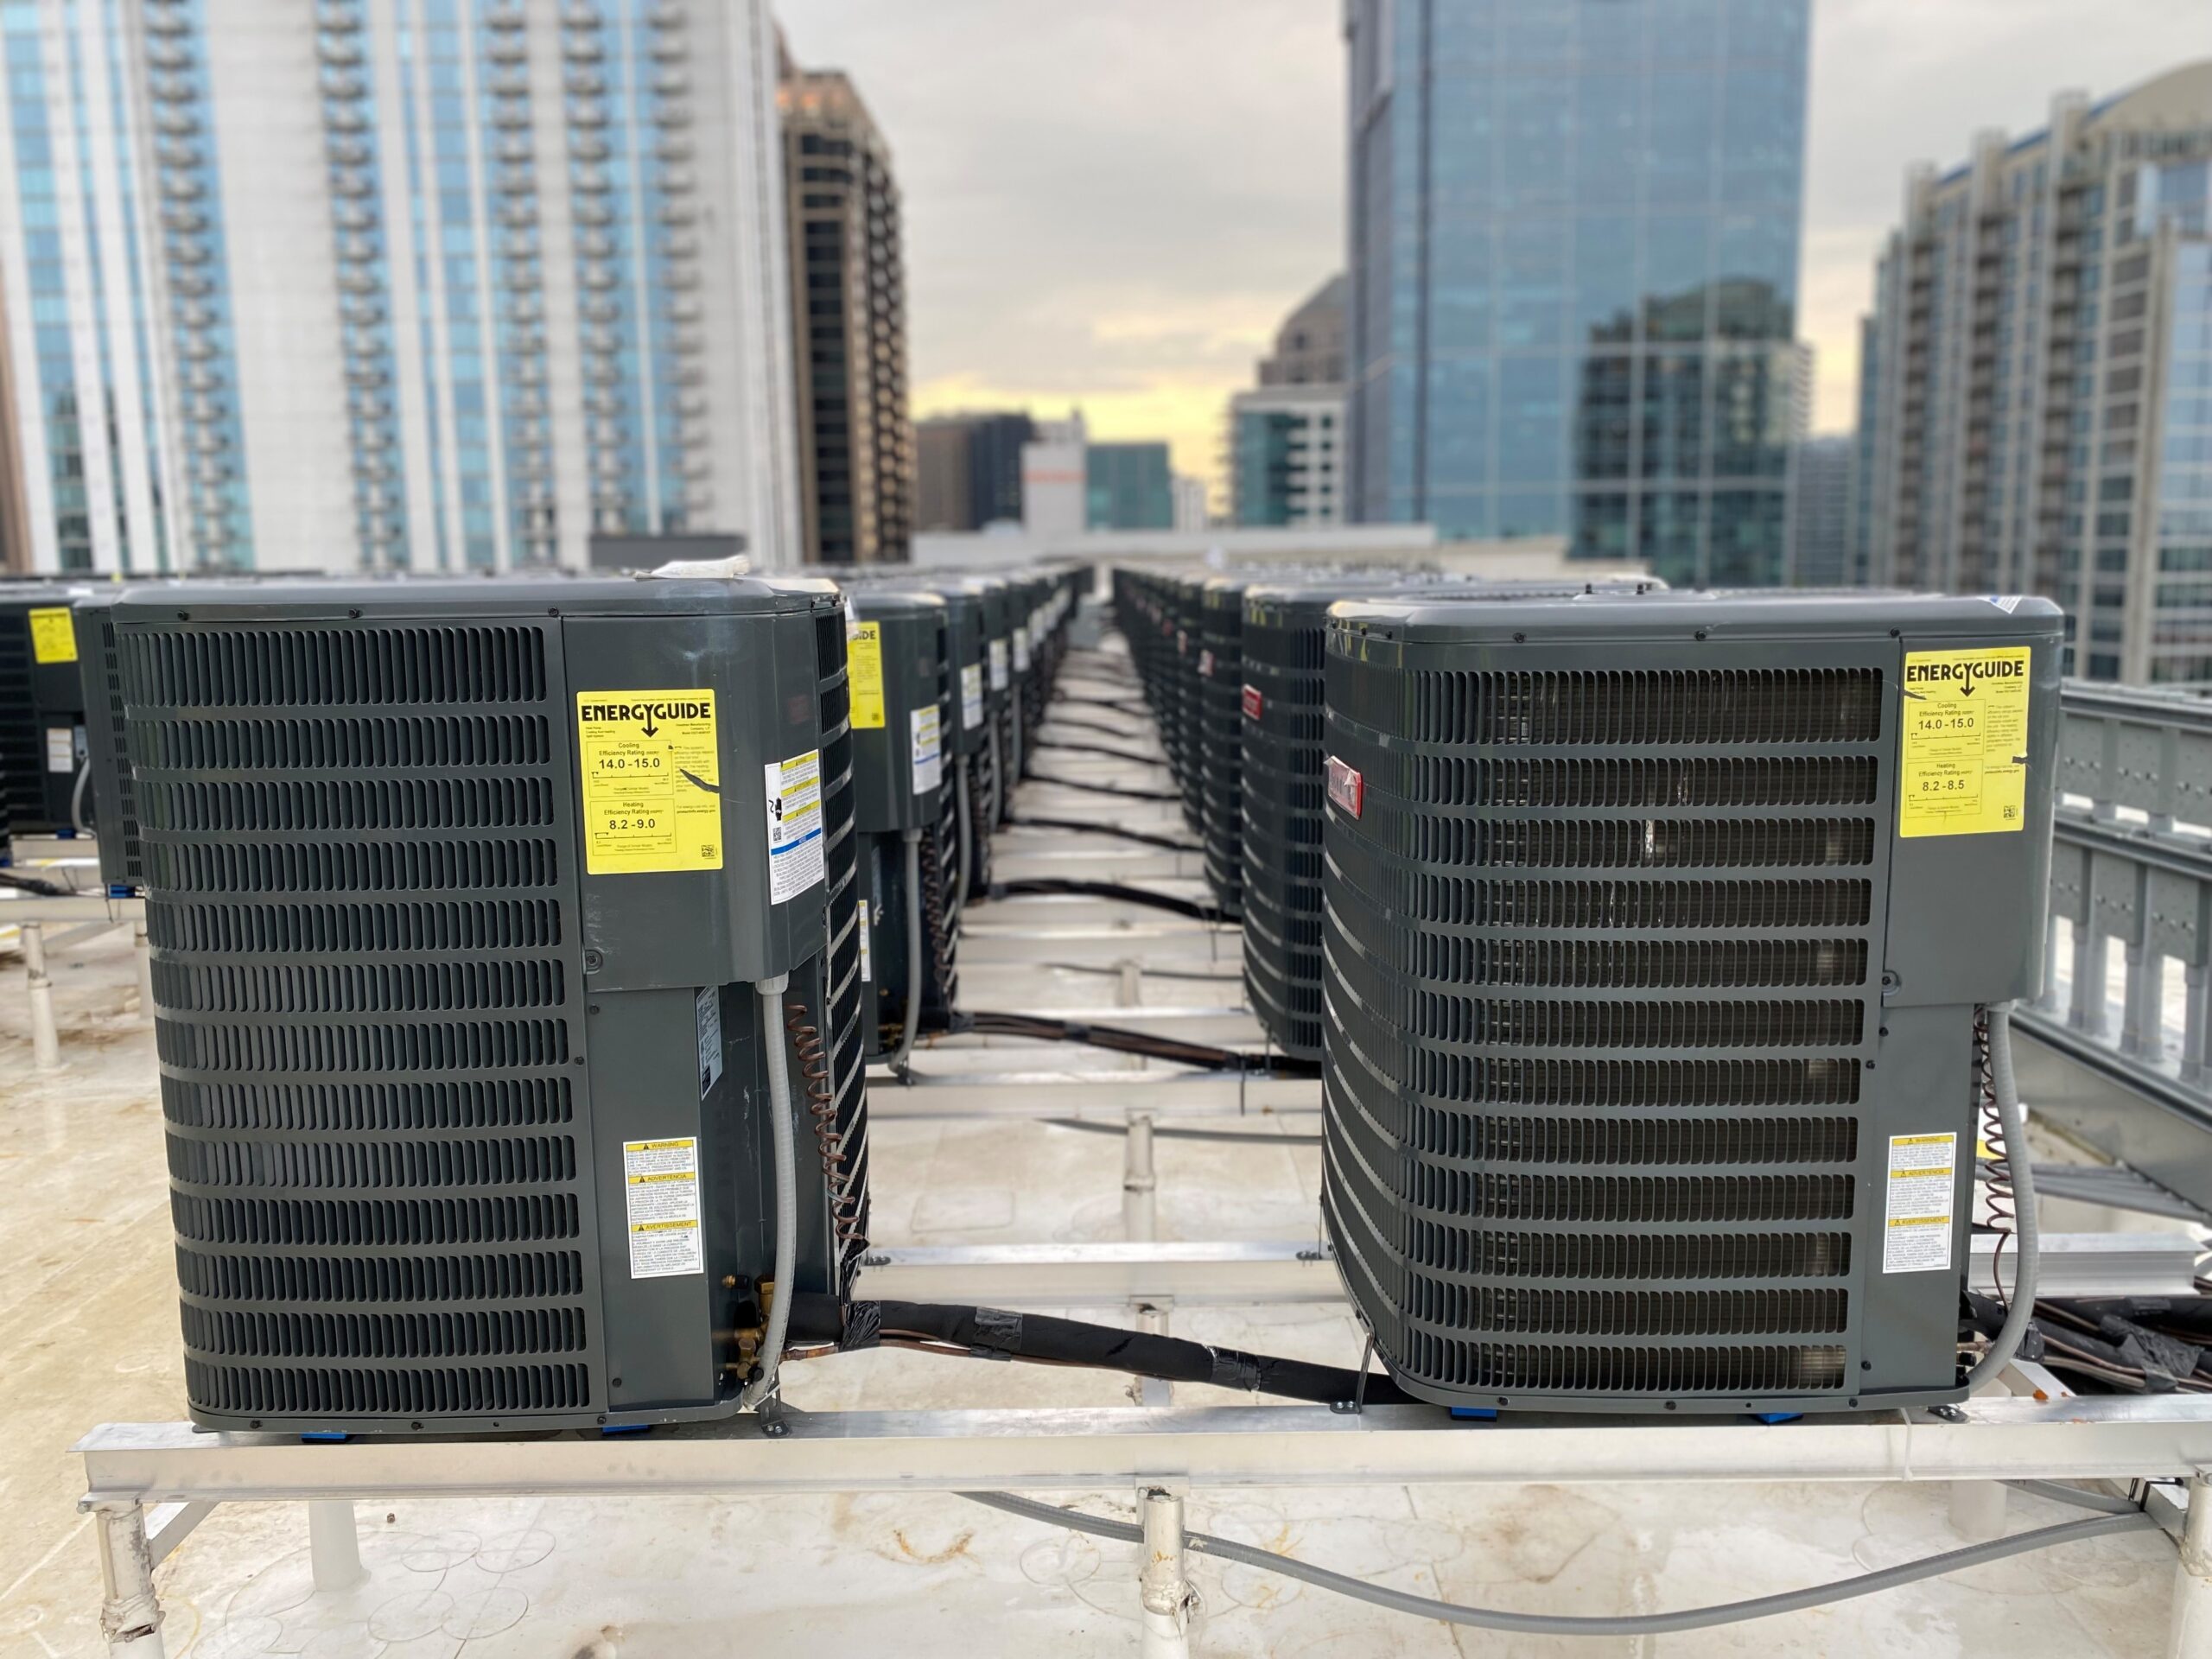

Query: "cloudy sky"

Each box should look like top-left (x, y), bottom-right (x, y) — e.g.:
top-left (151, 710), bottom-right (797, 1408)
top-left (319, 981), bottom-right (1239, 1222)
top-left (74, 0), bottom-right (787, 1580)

top-left (779, 0), bottom-right (2203, 491)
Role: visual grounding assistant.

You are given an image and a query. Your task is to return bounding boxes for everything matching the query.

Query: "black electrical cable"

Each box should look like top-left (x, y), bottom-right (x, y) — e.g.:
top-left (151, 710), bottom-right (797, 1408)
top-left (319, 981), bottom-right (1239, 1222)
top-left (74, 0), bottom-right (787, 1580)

top-left (982, 879), bottom-right (1221, 922)
top-left (957, 1010), bottom-right (1315, 1077)
top-left (1023, 771), bottom-right (1181, 803)
top-left (0, 868), bottom-right (73, 898)
top-left (1003, 816), bottom-right (1200, 853)
top-left (960, 1492), bottom-right (2155, 1638)
top-left (786, 1294), bottom-right (1410, 1405)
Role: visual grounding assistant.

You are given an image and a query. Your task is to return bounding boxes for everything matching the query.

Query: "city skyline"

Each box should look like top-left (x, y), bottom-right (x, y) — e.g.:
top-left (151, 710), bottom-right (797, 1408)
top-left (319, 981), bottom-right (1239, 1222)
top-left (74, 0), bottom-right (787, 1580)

top-left (781, 0), bottom-right (2195, 495)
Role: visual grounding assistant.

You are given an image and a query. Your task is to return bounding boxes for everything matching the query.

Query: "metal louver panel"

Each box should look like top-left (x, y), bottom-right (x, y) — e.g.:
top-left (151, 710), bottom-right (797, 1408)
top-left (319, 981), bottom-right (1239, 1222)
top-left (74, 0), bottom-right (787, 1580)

top-left (1322, 636), bottom-right (1891, 1411)
top-left (131, 617), bottom-right (601, 1424)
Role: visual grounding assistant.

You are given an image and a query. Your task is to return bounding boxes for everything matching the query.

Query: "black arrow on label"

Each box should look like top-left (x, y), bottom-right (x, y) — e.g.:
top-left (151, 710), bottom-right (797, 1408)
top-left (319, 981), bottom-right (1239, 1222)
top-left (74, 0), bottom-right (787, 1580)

top-left (642, 709), bottom-right (660, 736)
top-left (1958, 680), bottom-right (1975, 696)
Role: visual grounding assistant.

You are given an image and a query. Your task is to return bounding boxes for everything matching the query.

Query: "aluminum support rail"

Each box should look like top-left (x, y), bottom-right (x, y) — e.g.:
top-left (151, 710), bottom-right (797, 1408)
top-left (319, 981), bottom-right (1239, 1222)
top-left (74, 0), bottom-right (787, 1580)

top-left (74, 1395), bottom-right (2212, 1502)
top-left (992, 846), bottom-right (1209, 883)
top-left (849, 1234), bottom-right (2203, 1308)
top-left (860, 1069), bottom-right (1322, 1122)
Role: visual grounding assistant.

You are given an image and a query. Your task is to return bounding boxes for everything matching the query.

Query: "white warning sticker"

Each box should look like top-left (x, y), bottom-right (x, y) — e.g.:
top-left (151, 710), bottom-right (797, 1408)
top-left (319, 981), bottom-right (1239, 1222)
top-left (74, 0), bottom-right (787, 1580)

top-left (46, 726), bottom-right (74, 773)
top-left (989, 638), bottom-right (1010, 691)
top-left (857, 897), bottom-right (873, 982)
top-left (762, 748), bottom-right (825, 905)
top-left (911, 703), bottom-right (944, 796)
top-left (624, 1137), bottom-right (702, 1279)
top-left (695, 987), bottom-right (722, 1097)
top-left (1883, 1132), bottom-right (1958, 1274)
top-left (961, 663), bottom-right (985, 731)
top-left (1014, 627), bottom-right (1031, 673)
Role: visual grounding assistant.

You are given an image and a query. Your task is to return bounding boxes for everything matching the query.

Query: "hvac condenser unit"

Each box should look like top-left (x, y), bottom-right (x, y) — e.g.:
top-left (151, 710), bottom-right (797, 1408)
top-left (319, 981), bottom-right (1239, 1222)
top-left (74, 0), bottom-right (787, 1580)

top-left (1240, 575), bottom-right (1644, 1059)
top-left (1319, 590), bottom-right (2063, 1414)
top-left (0, 585), bottom-right (94, 837)
top-left (124, 574), bottom-right (868, 1433)
top-left (966, 575), bottom-right (1020, 823)
top-left (1197, 575), bottom-right (1255, 922)
top-left (845, 589), bottom-right (958, 1058)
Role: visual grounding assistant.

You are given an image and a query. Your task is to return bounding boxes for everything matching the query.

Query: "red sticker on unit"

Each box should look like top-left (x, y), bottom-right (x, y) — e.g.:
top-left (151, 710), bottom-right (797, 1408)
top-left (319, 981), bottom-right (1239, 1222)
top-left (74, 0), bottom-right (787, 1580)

top-left (1198, 649), bottom-right (1216, 677)
top-left (1325, 756), bottom-right (1363, 818)
top-left (1241, 683), bottom-right (1264, 721)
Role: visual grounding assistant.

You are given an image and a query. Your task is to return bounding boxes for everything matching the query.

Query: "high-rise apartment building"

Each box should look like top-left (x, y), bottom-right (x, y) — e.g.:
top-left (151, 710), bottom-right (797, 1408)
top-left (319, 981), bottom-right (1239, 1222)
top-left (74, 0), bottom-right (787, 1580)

top-left (1344, 0), bottom-right (1811, 584)
top-left (0, 0), bottom-right (798, 575)
top-left (1789, 432), bottom-right (1857, 587)
top-left (1259, 274), bottom-right (1346, 386)
top-left (1858, 64), bottom-right (2212, 682)
top-left (779, 53), bottom-right (910, 564)
top-left (1085, 441), bottom-right (1173, 531)
top-left (915, 409), bottom-right (1033, 532)
top-left (1231, 276), bottom-right (1346, 527)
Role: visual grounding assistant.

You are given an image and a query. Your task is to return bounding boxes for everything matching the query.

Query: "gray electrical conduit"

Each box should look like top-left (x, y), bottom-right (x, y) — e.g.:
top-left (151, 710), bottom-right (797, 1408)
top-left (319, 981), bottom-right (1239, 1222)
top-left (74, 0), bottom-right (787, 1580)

top-left (961, 1491), bottom-right (2152, 1637)
top-left (1966, 1002), bottom-right (2040, 1392)
top-left (889, 830), bottom-right (924, 1079)
top-left (739, 974), bottom-right (798, 1413)
top-left (70, 760), bottom-right (92, 836)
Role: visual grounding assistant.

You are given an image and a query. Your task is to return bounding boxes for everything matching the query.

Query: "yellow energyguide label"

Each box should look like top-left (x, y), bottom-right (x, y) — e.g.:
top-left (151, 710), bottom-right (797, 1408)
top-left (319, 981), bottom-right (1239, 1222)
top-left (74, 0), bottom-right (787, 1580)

top-left (1897, 647), bottom-right (2031, 838)
top-left (28, 607), bottom-right (76, 664)
top-left (575, 690), bottom-right (722, 875)
top-left (847, 620), bottom-right (886, 729)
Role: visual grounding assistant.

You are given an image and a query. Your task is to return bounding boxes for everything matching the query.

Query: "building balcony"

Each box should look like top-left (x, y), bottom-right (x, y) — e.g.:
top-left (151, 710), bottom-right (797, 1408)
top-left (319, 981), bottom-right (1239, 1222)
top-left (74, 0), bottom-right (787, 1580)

top-left (143, 6), bottom-right (192, 36)
top-left (571, 164), bottom-right (612, 194)
top-left (504, 265), bottom-right (542, 292)
top-left (658, 165), bottom-right (696, 194)
top-left (345, 365), bottom-right (391, 389)
top-left (152, 109), bottom-right (201, 137)
top-left (654, 101), bottom-right (692, 128)
top-left (564, 67), bottom-right (606, 96)
top-left (317, 36), bottom-right (365, 67)
top-left (492, 103), bottom-right (532, 131)
top-left (676, 391), bottom-right (709, 420)
top-left (568, 99), bottom-right (608, 130)
top-left (657, 200), bottom-right (697, 226)
top-left (653, 68), bottom-right (689, 96)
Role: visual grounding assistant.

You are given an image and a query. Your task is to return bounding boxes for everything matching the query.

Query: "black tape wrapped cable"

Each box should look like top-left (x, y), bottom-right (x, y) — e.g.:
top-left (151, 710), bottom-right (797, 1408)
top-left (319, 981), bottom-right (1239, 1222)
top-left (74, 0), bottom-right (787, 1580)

top-left (788, 1294), bottom-right (1410, 1405)
top-left (1003, 815), bottom-right (1200, 853)
top-left (982, 879), bottom-right (1221, 922)
top-left (954, 1009), bottom-right (1316, 1077)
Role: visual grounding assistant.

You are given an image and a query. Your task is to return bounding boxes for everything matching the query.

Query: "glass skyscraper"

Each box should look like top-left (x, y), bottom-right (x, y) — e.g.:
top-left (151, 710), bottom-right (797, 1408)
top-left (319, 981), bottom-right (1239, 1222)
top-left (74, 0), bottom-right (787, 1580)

top-left (1344, 0), bottom-right (1811, 585)
top-left (0, 0), bottom-right (798, 575)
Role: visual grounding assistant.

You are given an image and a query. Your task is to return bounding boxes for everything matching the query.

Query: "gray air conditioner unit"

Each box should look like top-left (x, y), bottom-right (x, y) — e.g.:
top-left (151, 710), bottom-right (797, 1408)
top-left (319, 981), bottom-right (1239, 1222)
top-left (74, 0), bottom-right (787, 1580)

top-left (1241, 575), bottom-right (1656, 1060)
top-left (844, 588), bottom-right (957, 1056)
top-left (0, 585), bottom-right (95, 838)
top-left (1319, 590), bottom-right (2063, 1414)
top-left (123, 574), bottom-right (867, 1433)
